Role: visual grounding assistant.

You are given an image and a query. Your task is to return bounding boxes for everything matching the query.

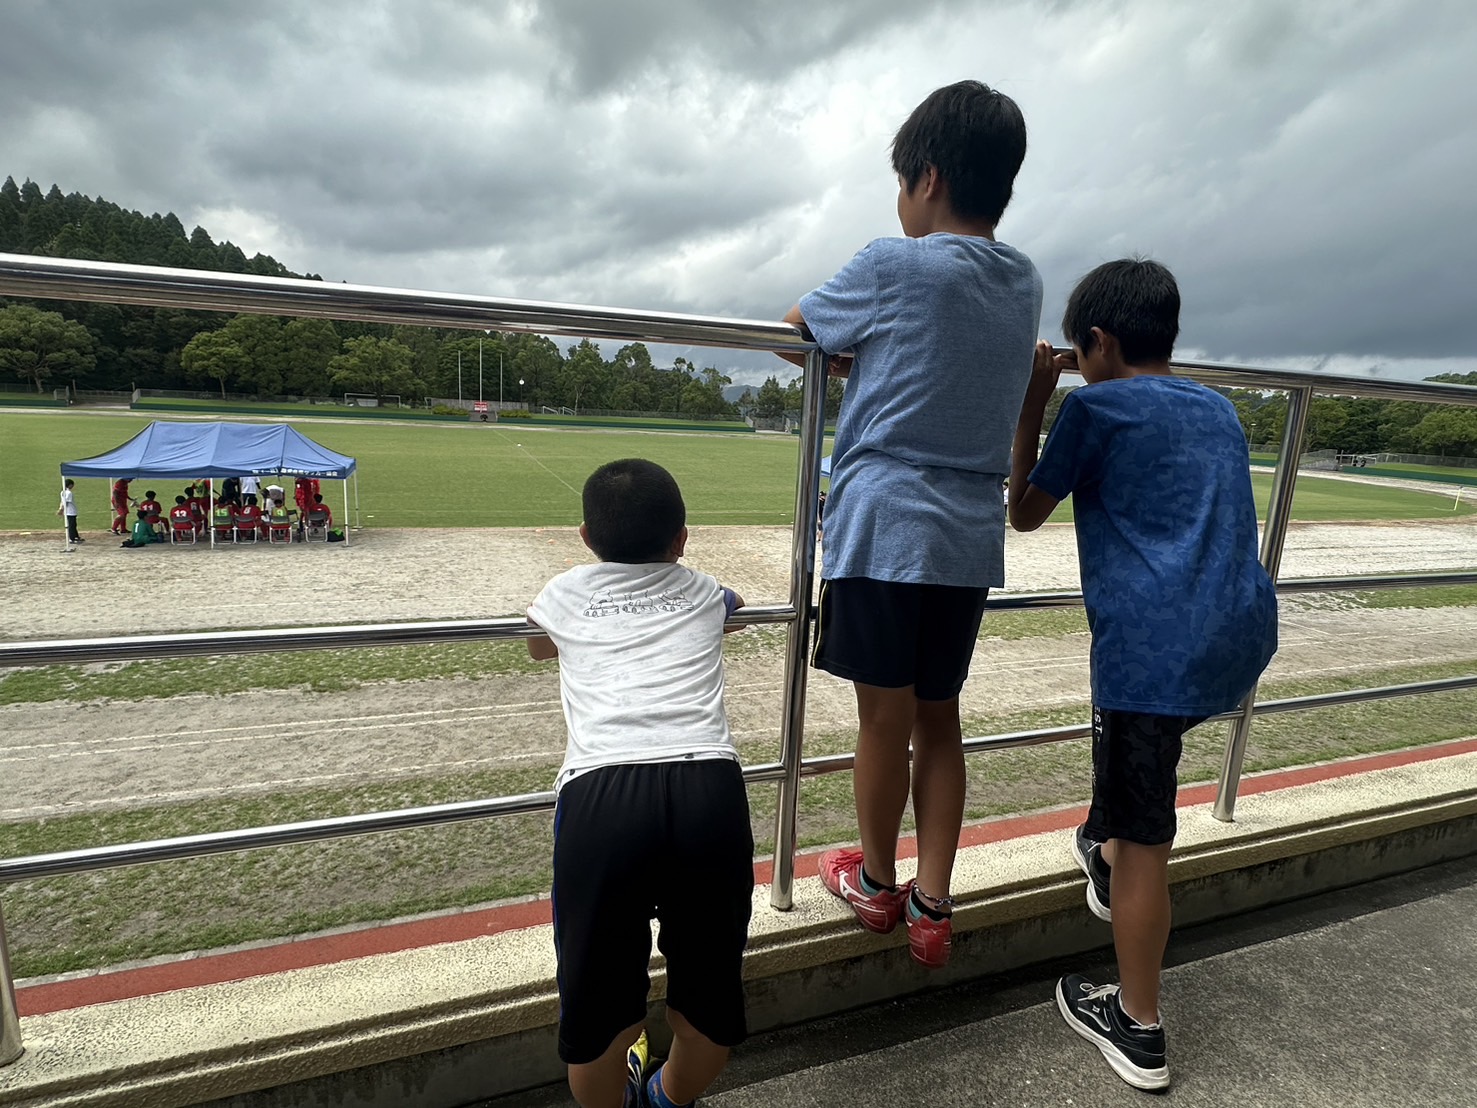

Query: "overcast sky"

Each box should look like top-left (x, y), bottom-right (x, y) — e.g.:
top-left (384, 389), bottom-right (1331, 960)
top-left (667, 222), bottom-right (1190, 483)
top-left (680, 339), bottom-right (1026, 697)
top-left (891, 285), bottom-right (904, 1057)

top-left (2, 0), bottom-right (1475, 385)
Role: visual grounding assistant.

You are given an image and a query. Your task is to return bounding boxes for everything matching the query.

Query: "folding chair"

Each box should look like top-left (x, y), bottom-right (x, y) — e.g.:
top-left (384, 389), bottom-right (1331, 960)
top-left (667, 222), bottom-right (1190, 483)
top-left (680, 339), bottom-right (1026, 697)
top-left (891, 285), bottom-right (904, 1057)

top-left (267, 508), bottom-right (294, 544)
top-left (303, 507), bottom-right (332, 541)
top-left (232, 508), bottom-right (260, 543)
top-left (212, 508), bottom-right (235, 544)
top-left (169, 515), bottom-right (197, 545)
top-left (143, 508), bottom-right (165, 542)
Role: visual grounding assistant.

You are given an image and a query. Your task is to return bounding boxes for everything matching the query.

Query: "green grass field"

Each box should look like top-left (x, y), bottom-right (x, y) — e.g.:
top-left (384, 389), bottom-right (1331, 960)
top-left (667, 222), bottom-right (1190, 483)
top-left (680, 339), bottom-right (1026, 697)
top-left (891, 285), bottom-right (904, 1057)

top-left (3, 409), bottom-right (1473, 531)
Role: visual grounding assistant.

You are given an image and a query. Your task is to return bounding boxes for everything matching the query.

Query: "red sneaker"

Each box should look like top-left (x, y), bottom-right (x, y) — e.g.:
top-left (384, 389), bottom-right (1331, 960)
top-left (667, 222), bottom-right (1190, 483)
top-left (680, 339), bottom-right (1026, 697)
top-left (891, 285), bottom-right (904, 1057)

top-left (903, 882), bottom-right (953, 969)
top-left (818, 848), bottom-right (905, 934)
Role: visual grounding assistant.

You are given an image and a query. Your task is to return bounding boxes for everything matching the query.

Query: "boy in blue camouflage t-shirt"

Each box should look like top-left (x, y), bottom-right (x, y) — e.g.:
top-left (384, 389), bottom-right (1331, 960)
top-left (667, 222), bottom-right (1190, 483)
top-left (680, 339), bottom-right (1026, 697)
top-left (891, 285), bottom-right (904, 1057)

top-left (1010, 258), bottom-right (1277, 1091)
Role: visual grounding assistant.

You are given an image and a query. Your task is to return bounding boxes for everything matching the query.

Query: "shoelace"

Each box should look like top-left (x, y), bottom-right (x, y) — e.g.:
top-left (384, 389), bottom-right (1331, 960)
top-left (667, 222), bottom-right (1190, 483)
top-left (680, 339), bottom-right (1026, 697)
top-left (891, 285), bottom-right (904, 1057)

top-left (1079, 982), bottom-right (1121, 1003)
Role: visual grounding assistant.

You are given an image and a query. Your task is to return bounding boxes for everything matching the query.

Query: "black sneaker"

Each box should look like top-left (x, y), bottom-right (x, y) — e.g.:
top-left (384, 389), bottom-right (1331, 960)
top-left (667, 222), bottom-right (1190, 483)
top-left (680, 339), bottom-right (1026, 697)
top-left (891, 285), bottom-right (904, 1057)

top-left (1070, 824), bottom-right (1099, 875)
top-left (1071, 825), bottom-right (1112, 922)
top-left (1055, 974), bottom-right (1169, 1090)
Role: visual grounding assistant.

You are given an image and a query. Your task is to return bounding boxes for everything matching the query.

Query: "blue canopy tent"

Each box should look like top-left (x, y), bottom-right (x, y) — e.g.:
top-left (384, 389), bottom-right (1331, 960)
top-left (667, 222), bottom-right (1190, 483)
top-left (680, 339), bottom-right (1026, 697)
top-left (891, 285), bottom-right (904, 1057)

top-left (61, 421), bottom-right (358, 546)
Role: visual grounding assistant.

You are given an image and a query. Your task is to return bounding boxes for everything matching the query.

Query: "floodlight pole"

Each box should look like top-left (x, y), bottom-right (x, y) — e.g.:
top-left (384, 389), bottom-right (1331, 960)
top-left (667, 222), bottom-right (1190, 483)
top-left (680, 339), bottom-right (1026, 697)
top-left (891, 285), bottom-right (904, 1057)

top-left (499, 353), bottom-right (504, 409)
top-left (457, 351), bottom-right (462, 402)
top-left (478, 340), bottom-right (483, 403)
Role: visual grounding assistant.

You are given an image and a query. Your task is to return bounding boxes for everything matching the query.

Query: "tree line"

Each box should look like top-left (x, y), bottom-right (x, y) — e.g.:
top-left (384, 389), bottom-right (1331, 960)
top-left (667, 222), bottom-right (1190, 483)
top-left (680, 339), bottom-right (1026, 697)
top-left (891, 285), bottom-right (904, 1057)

top-left (0, 177), bottom-right (768, 417)
top-left (3, 176), bottom-right (1470, 449)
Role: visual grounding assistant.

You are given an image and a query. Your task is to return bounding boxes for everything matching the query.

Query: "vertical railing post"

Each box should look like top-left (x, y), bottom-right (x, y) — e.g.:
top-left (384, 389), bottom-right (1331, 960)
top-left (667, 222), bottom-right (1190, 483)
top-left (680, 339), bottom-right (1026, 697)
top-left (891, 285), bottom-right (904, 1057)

top-left (769, 348), bottom-right (828, 909)
top-left (1213, 385), bottom-right (1315, 822)
top-left (1, 901), bottom-right (23, 1067)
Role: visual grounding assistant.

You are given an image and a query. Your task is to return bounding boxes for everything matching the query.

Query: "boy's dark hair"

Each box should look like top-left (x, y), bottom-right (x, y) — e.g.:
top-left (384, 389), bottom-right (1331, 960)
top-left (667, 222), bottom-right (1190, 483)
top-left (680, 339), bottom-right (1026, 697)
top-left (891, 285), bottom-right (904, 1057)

top-left (64, 479), bottom-right (74, 488)
top-left (1062, 258), bottom-right (1181, 365)
top-left (582, 459), bottom-right (686, 564)
top-left (145, 490), bottom-right (157, 499)
top-left (892, 80), bottom-right (1027, 225)
top-left (175, 495), bottom-right (187, 504)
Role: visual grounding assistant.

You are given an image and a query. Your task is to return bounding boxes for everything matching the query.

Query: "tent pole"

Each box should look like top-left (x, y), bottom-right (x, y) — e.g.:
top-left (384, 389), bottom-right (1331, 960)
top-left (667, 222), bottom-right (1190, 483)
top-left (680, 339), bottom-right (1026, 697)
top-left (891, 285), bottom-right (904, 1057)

top-left (342, 477), bottom-right (350, 547)
top-left (208, 479), bottom-right (215, 549)
top-left (354, 473), bottom-right (361, 530)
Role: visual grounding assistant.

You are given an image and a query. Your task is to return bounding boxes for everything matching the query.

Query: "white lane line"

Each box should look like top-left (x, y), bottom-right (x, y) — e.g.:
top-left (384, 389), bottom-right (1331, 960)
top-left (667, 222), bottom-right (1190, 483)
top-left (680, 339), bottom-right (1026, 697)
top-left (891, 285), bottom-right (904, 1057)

top-left (0, 752), bottom-right (567, 818)
top-left (0, 678), bottom-right (786, 755)
top-left (512, 440), bottom-right (582, 497)
top-left (0, 709), bottom-right (565, 763)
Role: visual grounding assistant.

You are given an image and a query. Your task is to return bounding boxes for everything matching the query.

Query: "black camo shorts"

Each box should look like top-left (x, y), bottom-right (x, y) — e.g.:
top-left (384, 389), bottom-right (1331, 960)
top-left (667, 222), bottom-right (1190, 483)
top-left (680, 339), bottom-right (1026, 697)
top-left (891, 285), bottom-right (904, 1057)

top-left (1083, 706), bottom-right (1205, 846)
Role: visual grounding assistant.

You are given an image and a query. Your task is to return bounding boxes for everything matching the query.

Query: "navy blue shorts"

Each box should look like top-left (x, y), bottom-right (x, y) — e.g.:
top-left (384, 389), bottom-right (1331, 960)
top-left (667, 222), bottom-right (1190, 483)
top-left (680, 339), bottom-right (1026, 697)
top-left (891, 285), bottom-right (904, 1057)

top-left (1084, 707), bottom-right (1206, 846)
top-left (551, 760), bottom-right (753, 1064)
top-left (811, 576), bottom-right (989, 701)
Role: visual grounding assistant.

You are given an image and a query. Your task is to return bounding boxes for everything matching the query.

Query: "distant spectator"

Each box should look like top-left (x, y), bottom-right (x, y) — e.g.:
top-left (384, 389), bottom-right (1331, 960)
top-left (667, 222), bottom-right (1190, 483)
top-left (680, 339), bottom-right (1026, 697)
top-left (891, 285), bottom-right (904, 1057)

top-left (58, 478), bottom-right (82, 545)
top-left (240, 474), bottom-right (260, 507)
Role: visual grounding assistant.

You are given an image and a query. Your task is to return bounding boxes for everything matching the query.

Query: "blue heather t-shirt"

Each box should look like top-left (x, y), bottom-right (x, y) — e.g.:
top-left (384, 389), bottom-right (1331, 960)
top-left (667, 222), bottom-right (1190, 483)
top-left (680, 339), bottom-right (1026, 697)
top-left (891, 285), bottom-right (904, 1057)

top-left (800, 234), bottom-right (1042, 587)
top-left (1029, 376), bottom-right (1278, 715)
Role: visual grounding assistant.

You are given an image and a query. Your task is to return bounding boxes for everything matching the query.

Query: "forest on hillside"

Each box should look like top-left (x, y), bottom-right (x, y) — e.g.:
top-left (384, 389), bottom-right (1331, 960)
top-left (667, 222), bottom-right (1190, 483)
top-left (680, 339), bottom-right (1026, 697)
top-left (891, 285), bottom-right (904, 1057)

top-left (0, 177), bottom-right (808, 418)
top-left (1, 177), bottom-right (1475, 451)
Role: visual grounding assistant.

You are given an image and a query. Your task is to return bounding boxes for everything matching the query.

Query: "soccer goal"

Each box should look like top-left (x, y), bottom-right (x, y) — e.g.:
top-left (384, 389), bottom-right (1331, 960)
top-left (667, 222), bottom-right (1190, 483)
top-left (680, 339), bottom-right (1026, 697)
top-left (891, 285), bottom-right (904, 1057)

top-left (343, 393), bottom-right (404, 408)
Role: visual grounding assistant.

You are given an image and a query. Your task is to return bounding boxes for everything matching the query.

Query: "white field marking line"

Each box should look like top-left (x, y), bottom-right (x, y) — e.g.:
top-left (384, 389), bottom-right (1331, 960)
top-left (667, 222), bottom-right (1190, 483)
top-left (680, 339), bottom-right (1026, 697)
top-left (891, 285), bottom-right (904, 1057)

top-left (0, 677), bottom-right (783, 751)
top-left (0, 699), bottom-right (567, 752)
top-left (506, 434), bottom-right (582, 498)
top-left (0, 710), bottom-right (565, 763)
top-left (0, 677), bottom-right (786, 760)
top-left (0, 754), bottom-right (569, 818)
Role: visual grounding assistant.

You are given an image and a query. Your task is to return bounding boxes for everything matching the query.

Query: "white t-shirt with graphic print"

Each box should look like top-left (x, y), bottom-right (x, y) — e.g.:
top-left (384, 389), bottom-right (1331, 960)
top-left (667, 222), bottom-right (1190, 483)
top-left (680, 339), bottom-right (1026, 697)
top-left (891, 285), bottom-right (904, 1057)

top-left (528, 560), bottom-right (740, 793)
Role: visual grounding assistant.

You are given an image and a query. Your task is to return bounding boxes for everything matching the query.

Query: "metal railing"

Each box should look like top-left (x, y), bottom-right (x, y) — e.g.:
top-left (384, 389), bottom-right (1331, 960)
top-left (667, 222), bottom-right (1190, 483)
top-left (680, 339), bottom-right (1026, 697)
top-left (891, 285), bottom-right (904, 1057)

top-left (3, 253), bottom-right (1477, 1067)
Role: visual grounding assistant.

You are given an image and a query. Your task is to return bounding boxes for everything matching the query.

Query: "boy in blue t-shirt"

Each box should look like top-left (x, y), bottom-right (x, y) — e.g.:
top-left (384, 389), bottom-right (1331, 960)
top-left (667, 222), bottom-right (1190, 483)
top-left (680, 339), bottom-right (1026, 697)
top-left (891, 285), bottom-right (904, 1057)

top-left (783, 80), bottom-right (1043, 968)
top-left (1010, 259), bottom-right (1277, 1090)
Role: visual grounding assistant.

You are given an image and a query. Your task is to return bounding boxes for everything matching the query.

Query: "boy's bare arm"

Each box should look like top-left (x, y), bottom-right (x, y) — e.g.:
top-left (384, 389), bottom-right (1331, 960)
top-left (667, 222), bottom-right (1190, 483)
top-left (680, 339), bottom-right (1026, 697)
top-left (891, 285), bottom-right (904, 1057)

top-left (1009, 341), bottom-right (1067, 532)
top-left (525, 615), bottom-right (558, 660)
top-left (723, 589), bottom-right (747, 634)
top-left (779, 305), bottom-right (851, 377)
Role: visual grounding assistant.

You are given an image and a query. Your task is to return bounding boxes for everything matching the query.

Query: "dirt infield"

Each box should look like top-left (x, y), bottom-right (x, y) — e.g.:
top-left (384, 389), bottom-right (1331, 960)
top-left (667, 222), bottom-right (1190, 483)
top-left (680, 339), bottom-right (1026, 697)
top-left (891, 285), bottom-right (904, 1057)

top-left (3, 520), bottom-right (1477, 819)
top-left (5, 518), bottom-right (1476, 640)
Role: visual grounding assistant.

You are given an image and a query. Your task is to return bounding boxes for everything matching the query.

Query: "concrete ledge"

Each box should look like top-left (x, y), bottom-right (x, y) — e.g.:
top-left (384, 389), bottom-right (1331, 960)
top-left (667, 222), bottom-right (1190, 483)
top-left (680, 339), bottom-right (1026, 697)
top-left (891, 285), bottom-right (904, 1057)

top-left (2, 746), bottom-right (1475, 1108)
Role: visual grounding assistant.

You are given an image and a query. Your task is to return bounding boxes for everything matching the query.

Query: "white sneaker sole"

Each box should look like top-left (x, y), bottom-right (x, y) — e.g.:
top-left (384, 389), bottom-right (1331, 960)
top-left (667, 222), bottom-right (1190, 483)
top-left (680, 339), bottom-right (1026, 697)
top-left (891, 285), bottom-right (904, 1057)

top-left (1072, 834), bottom-right (1112, 922)
top-left (1055, 983), bottom-right (1170, 1091)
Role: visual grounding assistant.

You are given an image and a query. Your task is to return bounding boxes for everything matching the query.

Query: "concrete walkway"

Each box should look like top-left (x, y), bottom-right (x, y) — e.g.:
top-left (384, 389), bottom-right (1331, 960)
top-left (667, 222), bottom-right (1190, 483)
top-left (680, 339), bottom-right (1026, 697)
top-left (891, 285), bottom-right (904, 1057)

top-left (484, 855), bottom-right (1477, 1107)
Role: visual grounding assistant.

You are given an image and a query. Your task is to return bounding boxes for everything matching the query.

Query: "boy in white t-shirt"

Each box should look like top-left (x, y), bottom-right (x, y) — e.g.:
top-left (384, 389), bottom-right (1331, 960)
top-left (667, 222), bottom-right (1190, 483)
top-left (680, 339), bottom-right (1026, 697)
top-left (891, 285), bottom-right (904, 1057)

top-left (527, 458), bottom-right (751, 1108)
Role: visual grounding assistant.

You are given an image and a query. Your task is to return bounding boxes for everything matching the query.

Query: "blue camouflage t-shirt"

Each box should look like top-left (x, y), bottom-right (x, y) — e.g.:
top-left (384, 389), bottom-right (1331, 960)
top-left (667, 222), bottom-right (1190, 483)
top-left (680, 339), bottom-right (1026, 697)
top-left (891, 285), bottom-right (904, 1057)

top-left (799, 234), bottom-right (1042, 587)
top-left (1029, 376), bottom-right (1277, 715)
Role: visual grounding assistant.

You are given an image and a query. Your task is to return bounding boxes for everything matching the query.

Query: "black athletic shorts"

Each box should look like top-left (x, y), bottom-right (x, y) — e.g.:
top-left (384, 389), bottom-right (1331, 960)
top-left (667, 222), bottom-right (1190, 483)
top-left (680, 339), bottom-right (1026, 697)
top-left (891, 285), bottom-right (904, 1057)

top-left (1083, 706), bottom-right (1206, 847)
top-left (811, 577), bottom-right (989, 701)
top-left (551, 759), bottom-right (754, 1064)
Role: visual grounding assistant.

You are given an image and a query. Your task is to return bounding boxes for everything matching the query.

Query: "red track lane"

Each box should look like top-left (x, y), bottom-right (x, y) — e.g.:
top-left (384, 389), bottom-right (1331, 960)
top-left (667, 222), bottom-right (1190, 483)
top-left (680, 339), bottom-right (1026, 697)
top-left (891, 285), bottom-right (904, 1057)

top-left (18, 736), bottom-right (1477, 1017)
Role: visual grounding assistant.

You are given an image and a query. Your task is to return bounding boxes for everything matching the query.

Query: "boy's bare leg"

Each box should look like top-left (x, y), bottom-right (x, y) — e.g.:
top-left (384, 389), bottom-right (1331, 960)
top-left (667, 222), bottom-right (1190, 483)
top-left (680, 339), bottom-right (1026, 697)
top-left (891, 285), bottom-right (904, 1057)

top-left (1107, 839), bottom-right (1174, 1025)
top-left (910, 697), bottom-right (965, 900)
top-left (658, 1007), bottom-right (730, 1104)
top-left (852, 683), bottom-right (918, 887)
top-left (567, 1020), bottom-right (645, 1108)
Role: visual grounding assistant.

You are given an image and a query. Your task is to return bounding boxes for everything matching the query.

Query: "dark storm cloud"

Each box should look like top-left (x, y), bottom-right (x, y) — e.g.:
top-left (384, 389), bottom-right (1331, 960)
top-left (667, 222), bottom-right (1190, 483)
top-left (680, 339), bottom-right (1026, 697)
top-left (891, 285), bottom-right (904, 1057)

top-left (1, 0), bottom-right (1475, 382)
top-left (525, 0), bottom-right (948, 94)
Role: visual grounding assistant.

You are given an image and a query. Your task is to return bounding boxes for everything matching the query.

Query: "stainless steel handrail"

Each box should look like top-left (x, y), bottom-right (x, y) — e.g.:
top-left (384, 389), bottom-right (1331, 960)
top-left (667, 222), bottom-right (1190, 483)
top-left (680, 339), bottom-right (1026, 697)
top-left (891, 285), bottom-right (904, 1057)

top-left (6, 573), bottom-right (1475, 668)
top-left (5, 672), bottom-right (1474, 886)
top-left (5, 253), bottom-right (1477, 1068)
top-left (0, 254), bottom-right (814, 353)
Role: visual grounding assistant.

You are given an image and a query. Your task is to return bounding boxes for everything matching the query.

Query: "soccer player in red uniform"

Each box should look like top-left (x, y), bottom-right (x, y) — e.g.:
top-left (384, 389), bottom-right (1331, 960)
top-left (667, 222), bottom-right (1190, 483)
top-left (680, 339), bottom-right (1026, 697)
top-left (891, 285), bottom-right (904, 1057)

top-left (111, 478), bottom-right (134, 535)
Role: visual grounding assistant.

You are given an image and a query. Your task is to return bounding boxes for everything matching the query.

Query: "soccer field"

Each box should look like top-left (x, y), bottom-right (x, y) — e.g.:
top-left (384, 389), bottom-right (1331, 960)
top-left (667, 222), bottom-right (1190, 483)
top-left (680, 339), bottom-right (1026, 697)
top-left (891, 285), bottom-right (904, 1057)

top-left (2, 410), bottom-right (1473, 531)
